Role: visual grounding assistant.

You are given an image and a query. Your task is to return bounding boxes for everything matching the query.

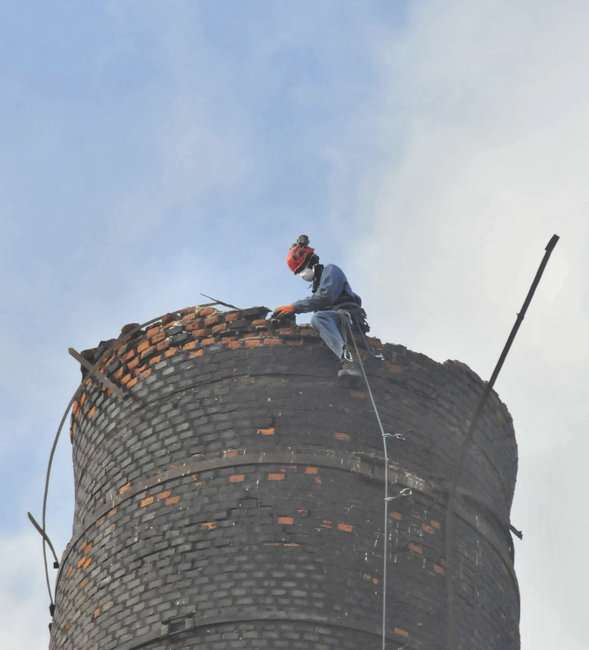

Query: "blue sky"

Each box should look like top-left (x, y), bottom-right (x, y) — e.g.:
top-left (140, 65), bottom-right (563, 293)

top-left (2, 1), bottom-right (588, 648)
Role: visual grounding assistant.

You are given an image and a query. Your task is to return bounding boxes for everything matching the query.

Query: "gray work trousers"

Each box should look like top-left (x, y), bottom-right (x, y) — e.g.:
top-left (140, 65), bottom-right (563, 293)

top-left (310, 310), bottom-right (349, 360)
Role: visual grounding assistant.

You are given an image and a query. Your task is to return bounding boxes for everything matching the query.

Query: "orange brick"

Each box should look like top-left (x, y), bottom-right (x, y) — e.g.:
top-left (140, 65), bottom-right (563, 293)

top-left (132, 362), bottom-right (146, 376)
top-left (212, 323), bottom-right (228, 334)
top-left (190, 328), bottom-right (209, 338)
top-left (257, 427), bottom-right (275, 436)
top-left (87, 406), bottom-right (96, 419)
top-left (200, 337), bottom-right (216, 346)
top-left (164, 348), bottom-right (178, 358)
top-left (334, 432), bottom-right (350, 441)
top-left (350, 390), bottom-right (367, 399)
top-left (136, 340), bottom-right (150, 353)
top-left (198, 307), bottom-right (216, 316)
top-left (139, 368), bottom-right (152, 380)
top-left (93, 608), bottom-right (101, 618)
top-left (82, 556), bottom-right (92, 570)
top-left (127, 356), bottom-right (139, 369)
top-left (121, 348), bottom-right (134, 361)
top-left (229, 474), bottom-right (245, 483)
top-left (431, 520), bottom-right (441, 529)
top-left (189, 349), bottom-right (204, 358)
top-left (244, 338), bottom-right (261, 347)
top-left (112, 367), bottom-right (123, 379)
top-left (409, 543), bottom-right (423, 555)
top-left (268, 473), bottom-right (285, 481)
top-left (182, 340), bottom-right (197, 350)
top-left (186, 319), bottom-right (203, 330)
top-left (337, 523), bottom-right (354, 533)
top-left (156, 340), bottom-right (170, 351)
top-left (434, 563), bottom-right (446, 575)
top-left (394, 627), bottom-right (409, 638)
top-left (140, 346), bottom-right (155, 359)
top-left (226, 340), bottom-right (242, 349)
top-left (150, 331), bottom-right (166, 344)
top-left (157, 490), bottom-right (172, 500)
top-left (72, 400), bottom-right (79, 417)
top-left (141, 496), bottom-right (154, 507)
top-left (149, 354), bottom-right (162, 365)
top-left (146, 325), bottom-right (161, 337)
top-left (127, 377), bottom-right (138, 388)
top-left (204, 314), bottom-right (222, 326)
top-left (305, 467), bottom-right (318, 474)
top-left (201, 521), bottom-right (217, 530)
top-left (278, 516), bottom-right (294, 525)
top-left (163, 319), bottom-right (180, 329)
top-left (80, 392), bottom-right (86, 406)
top-left (390, 511), bottom-right (402, 520)
top-left (422, 523), bottom-right (435, 534)
top-left (66, 565), bottom-right (74, 579)
top-left (262, 338), bottom-right (282, 345)
top-left (165, 495), bottom-right (180, 505)
top-left (225, 311), bottom-right (241, 322)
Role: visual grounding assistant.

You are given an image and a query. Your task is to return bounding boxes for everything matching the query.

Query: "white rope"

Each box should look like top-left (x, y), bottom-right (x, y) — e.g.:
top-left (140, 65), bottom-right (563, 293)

top-left (343, 314), bottom-right (390, 650)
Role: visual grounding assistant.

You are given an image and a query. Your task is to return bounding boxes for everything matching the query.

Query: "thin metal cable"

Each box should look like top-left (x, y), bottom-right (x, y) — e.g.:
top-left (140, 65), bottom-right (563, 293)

top-left (343, 314), bottom-right (390, 650)
top-left (39, 388), bottom-right (81, 607)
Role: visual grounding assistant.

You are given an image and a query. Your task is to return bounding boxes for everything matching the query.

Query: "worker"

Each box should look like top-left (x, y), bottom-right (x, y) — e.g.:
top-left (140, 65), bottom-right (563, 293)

top-left (272, 235), bottom-right (364, 378)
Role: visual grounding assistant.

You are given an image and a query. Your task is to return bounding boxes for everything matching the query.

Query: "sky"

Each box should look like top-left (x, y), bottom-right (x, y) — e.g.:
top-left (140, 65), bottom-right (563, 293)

top-left (1, 1), bottom-right (587, 648)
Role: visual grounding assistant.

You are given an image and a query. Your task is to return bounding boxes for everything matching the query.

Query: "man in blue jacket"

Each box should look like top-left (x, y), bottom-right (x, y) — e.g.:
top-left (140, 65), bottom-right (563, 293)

top-left (273, 235), bottom-right (363, 378)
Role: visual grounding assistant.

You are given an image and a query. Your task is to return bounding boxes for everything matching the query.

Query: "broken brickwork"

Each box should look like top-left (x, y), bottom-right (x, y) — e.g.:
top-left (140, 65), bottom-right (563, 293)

top-left (49, 305), bottom-right (519, 649)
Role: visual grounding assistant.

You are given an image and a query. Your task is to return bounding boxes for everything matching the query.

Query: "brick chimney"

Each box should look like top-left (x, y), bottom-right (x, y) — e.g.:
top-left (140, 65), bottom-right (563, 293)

top-left (49, 305), bottom-right (519, 649)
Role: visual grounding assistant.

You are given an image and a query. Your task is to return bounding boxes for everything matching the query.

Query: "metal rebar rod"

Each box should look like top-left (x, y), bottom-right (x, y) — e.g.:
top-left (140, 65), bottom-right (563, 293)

top-left (446, 234), bottom-right (559, 648)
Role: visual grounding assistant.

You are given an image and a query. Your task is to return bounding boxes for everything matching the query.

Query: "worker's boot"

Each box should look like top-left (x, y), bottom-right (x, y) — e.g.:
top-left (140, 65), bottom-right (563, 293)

top-left (338, 348), bottom-right (362, 381)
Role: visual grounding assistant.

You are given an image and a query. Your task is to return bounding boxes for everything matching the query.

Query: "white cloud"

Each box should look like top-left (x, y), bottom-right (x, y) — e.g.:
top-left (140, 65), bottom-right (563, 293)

top-left (351, 0), bottom-right (589, 370)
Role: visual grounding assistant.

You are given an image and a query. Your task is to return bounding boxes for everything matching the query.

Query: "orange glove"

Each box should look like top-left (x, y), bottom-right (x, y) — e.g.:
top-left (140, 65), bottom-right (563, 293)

top-left (272, 305), bottom-right (295, 318)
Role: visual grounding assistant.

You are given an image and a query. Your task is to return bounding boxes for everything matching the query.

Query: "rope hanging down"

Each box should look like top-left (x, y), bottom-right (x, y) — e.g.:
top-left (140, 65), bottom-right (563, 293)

top-left (343, 314), bottom-right (392, 650)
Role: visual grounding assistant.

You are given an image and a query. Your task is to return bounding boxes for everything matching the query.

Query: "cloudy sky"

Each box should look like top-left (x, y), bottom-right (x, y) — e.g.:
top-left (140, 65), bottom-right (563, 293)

top-left (1, 1), bottom-right (587, 648)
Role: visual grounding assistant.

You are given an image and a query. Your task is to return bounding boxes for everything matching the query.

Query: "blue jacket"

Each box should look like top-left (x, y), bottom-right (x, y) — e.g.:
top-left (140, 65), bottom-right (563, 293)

top-left (292, 264), bottom-right (361, 314)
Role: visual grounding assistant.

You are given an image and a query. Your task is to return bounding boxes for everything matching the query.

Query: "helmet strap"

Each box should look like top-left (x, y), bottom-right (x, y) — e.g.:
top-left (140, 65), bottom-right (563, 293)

top-left (311, 264), bottom-right (324, 293)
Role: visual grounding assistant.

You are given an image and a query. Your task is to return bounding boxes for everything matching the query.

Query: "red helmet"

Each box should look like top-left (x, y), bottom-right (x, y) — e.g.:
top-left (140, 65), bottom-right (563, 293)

top-left (287, 235), bottom-right (315, 273)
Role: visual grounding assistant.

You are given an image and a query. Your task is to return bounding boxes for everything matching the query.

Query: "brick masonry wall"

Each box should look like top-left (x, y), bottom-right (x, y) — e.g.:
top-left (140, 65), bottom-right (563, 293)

top-left (49, 305), bottom-right (519, 650)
